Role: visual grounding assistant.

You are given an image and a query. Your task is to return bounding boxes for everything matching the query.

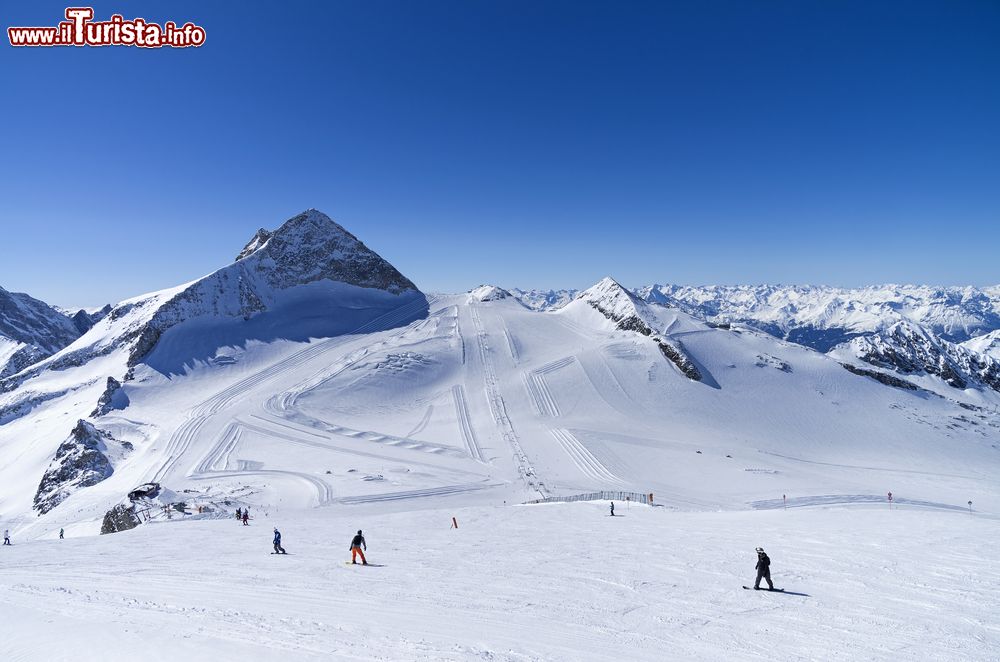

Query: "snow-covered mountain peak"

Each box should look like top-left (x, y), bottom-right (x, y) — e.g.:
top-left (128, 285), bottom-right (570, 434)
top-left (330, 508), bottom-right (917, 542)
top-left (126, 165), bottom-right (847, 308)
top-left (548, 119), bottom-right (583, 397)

top-left (962, 330), bottom-right (1000, 359)
top-left (1, 210), bottom-right (426, 392)
top-left (232, 209), bottom-right (418, 294)
top-left (576, 277), bottom-right (647, 322)
top-left (468, 285), bottom-right (513, 302)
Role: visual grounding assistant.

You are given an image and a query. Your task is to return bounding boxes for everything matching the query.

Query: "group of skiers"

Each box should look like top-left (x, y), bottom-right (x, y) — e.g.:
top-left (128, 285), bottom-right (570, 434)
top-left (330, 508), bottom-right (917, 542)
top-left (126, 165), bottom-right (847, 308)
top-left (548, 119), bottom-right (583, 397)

top-left (235, 509), bottom-right (368, 565)
top-left (2, 528), bottom-right (61, 544)
top-left (5, 507), bottom-right (773, 589)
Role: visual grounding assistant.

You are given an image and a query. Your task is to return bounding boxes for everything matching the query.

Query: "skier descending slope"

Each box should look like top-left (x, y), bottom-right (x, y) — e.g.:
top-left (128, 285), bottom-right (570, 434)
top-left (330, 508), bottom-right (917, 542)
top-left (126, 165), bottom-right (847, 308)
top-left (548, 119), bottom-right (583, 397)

top-left (610, 502), bottom-right (615, 517)
top-left (272, 528), bottom-right (287, 554)
top-left (754, 547), bottom-right (774, 590)
top-left (2, 529), bottom-right (9, 545)
top-left (349, 530), bottom-right (367, 565)
top-left (242, 511), bottom-right (249, 526)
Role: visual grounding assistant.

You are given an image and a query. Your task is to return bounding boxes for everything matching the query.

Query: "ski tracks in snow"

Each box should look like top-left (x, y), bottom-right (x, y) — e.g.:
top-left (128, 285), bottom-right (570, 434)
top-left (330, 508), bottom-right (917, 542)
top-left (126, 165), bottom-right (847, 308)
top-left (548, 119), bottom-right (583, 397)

top-left (152, 296), bottom-right (430, 487)
top-left (549, 428), bottom-right (623, 485)
top-left (451, 384), bottom-right (485, 462)
top-left (470, 304), bottom-right (546, 495)
top-left (523, 356), bottom-right (574, 418)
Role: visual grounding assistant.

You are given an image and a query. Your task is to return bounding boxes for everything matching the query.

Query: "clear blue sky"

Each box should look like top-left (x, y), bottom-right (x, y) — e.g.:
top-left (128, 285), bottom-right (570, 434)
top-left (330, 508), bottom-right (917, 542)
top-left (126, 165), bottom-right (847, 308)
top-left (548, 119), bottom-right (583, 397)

top-left (1, 1), bottom-right (998, 307)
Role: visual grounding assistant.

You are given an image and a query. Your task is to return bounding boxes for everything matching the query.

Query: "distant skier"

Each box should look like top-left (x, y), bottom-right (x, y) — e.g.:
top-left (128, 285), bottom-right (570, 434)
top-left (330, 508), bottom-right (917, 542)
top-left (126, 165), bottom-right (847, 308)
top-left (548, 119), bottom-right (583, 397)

top-left (610, 502), bottom-right (615, 516)
top-left (59, 528), bottom-right (64, 540)
top-left (349, 529), bottom-right (367, 565)
top-left (242, 511), bottom-right (249, 526)
top-left (3, 529), bottom-right (10, 545)
top-left (272, 528), bottom-right (286, 554)
top-left (236, 507), bottom-right (242, 521)
top-left (754, 547), bottom-right (774, 590)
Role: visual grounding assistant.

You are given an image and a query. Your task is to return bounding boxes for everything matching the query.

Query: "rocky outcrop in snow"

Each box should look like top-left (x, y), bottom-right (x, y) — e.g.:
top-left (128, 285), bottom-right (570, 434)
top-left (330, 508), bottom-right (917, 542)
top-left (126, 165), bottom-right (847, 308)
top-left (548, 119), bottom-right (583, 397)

top-left (91, 376), bottom-right (129, 417)
top-left (33, 420), bottom-right (132, 514)
top-left (100, 504), bottom-right (141, 534)
top-left (835, 321), bottom-right (1000, 392)
top-left (70, 304), bottom-right (112, 335)
top-left (577, 278), bottom-right (702, 381)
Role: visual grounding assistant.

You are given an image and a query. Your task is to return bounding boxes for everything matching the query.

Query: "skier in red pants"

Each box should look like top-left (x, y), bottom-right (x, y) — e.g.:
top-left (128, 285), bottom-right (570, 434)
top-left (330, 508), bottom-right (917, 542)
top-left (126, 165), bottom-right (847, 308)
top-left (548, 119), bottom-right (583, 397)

top-left (349, 530), bottom-right (367, 565)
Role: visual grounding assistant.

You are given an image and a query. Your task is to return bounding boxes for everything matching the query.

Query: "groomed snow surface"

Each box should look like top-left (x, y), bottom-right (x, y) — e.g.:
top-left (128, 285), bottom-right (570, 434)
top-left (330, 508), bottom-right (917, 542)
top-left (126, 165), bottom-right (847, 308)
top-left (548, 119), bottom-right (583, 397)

top-left (1, 503), bottom-right (996, 661)
top-left (2, 292), bottom-right (999, 660)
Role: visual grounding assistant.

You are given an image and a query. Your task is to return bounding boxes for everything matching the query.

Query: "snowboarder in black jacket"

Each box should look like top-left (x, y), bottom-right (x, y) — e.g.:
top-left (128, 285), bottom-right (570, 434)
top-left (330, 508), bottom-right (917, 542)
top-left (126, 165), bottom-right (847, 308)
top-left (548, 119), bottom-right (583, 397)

top-left (754, 547), bottom-right (774, 590)
top-left (272, 528), bottom-right (286, 554)
top-left (350, 530), bottom-right (367, 565)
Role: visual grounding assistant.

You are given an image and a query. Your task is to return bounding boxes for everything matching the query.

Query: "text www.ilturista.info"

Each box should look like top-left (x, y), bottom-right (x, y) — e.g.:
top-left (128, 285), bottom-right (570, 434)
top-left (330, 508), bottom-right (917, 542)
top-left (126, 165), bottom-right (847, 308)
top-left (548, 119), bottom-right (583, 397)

top-left (8, 7), bottom-right (206, 48)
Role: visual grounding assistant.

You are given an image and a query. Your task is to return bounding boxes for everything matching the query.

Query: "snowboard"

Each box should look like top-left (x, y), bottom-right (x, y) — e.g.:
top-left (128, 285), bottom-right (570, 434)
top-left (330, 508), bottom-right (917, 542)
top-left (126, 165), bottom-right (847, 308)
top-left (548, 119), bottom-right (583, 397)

top-left (345, 562), bottom-right (383, 567)
top-left (743, 586), bottom-right (784, 592)
top-left (271, 552), bottom-right (290, 555)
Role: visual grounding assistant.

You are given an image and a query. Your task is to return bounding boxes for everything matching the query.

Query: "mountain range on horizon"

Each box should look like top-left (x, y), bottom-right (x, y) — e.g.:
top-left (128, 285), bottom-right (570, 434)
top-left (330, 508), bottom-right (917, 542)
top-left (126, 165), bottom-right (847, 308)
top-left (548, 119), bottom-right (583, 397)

top-left (1, 209), bottom-right (998, 540)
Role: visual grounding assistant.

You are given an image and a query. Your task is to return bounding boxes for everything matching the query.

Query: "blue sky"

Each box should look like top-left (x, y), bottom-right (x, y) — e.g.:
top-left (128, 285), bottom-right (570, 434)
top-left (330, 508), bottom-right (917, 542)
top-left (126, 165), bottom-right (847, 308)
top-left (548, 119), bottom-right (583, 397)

top-left (1, 1), bottom-right (998, 307)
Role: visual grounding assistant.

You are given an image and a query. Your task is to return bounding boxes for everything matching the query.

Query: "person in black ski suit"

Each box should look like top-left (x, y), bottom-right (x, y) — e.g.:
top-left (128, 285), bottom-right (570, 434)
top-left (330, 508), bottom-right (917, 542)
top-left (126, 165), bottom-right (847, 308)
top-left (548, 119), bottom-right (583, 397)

top-left (610, 502), bottom-right (615, 516)
top-left (350, 530), bottom-right (367, 565)
top-left (273, 528), bottom-right (286, 554)
top-left (754, 547), bottom-right (774, 590)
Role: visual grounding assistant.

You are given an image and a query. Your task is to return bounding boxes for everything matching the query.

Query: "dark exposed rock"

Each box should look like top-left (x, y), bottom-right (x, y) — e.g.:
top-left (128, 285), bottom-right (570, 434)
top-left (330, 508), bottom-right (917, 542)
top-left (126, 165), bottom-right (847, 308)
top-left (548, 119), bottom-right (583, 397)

top-left (101, 504), bottom-right (141, 534)
top-left (581, 279), bottom-right (703, 382)
top-left (840, 363), bottom-right (920, 391)
top-left (33, 420), bottom-right (124, 514)
top-left (841, 321), bottom-right (1000, 393)
top-left (755, 354), bottom-right (792, 372)
top-left (0, 344), bottom-right (48, 379)
top-left (0, 386), bottom-right (75, 425)
top-left (70, 304), bottom-right (112, 335)
top-left (91, 376), bottom-right (129, 417)
top-left (236, 228), bottom-right (273, 261)
top-left (654, 338), bottom-right (703, 381)
top-left (0, 286), bottom-right (81, 354)
top-left (0, 286), bottom-right (94, 378)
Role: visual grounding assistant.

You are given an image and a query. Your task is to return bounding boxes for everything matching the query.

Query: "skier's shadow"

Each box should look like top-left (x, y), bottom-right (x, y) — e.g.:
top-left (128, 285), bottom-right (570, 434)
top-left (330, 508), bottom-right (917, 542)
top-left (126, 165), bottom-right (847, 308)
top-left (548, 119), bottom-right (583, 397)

top-left (774, 590), bottom-right (810, 597)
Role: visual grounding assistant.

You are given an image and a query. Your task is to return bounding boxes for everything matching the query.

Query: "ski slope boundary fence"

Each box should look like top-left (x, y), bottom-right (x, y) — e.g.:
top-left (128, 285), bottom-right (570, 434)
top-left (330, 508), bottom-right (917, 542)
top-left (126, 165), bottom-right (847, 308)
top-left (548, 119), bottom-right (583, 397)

top-left (525, 491), bottom-right (653, 505)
